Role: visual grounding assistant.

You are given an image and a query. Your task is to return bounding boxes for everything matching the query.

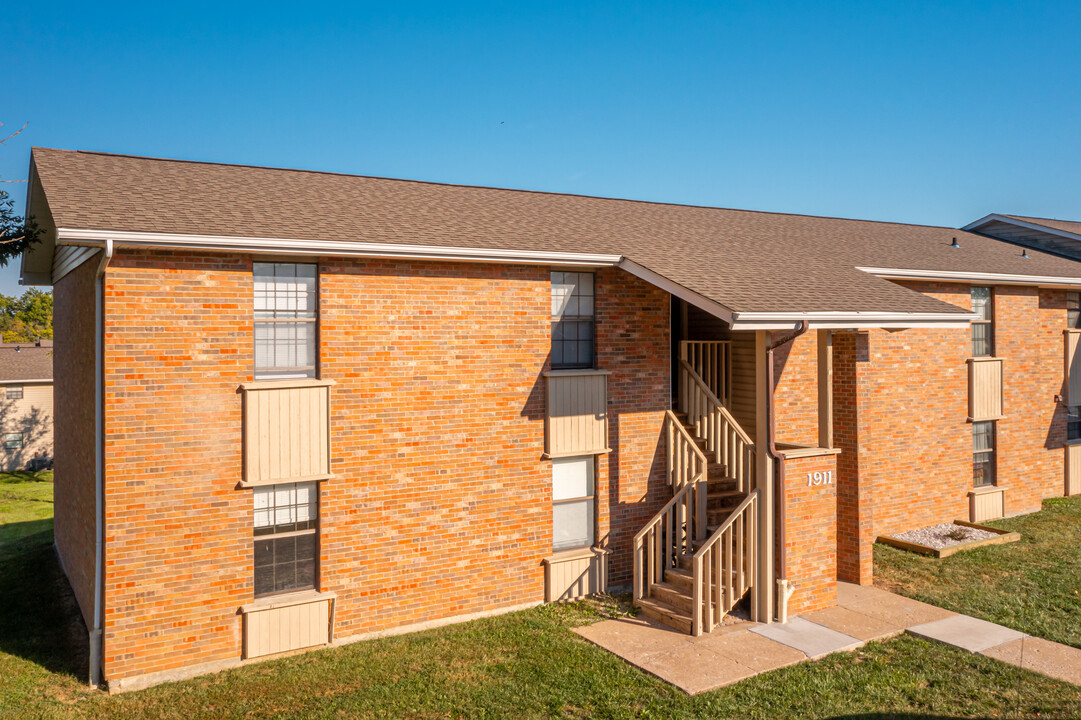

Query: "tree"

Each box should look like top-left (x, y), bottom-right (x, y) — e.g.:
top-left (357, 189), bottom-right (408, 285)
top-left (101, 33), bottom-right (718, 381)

top-left (0, 121), bottom-right (42, 267)
top-left (0, 288), bottom-right (52, 342)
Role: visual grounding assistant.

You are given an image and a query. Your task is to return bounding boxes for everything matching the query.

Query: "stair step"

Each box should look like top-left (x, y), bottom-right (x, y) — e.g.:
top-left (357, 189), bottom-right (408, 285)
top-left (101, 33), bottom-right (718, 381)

top-left (664, 566), bottom-right (694, 591)
top-left (707, 489), bottom-right (744, 500)
top-left (636, 596), bottom-right (692, 634)
top-left (649, 580), bottom-right (693, 612)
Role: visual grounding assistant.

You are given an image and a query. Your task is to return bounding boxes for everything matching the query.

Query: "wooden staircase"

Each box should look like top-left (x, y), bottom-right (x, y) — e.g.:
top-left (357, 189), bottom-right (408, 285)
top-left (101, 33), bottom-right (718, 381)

top-left (633, 342), bottom-right (759, 636)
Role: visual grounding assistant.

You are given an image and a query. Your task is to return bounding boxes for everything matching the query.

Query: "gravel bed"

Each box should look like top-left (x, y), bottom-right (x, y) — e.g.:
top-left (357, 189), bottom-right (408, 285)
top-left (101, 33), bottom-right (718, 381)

top-left (891, 522), bottom-right (998, 550)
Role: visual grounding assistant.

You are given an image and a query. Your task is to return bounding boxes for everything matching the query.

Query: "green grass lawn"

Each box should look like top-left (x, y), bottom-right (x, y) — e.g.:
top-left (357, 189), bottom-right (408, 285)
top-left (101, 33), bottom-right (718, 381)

top-left (2, 478), bottom-right (1081, 718)
top-left (0, 470), bottom-right (54, 561)
top-left (875, 496), bottom-right (1081, 649)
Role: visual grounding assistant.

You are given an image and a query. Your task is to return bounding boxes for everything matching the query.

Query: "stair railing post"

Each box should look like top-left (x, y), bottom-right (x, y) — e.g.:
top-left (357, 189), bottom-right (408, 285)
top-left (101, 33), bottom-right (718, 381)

top-left (692, 554), bottom-right (704, 637)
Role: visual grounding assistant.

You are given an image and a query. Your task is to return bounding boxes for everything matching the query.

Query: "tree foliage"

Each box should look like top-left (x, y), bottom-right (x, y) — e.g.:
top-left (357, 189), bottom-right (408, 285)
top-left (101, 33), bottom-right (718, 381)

top-left (0, 189), bottom-right (40, 268)
top-left (0, 288), bottom-right (52, 343)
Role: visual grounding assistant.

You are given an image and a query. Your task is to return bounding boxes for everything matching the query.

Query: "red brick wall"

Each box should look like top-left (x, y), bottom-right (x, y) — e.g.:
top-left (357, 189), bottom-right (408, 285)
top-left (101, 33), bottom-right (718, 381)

top-left (98, 252), bottom-right (669, 682)
top-left (782, 454), bottom-right (837, 615)
top-left (833, 332), bottom-right (873, 585)
top-left (102, 250), bottom-right (252, 682)
top-left (594, 269), bottom-right (670, 585)
top-left (994, 285), bottom-right (1068, 512)
top-left (827, 281), bottom-right (1071, 584)
top-left (773, 332), bottom-right (819, 447)
top-left (53, 258), bottom-right (99, 628)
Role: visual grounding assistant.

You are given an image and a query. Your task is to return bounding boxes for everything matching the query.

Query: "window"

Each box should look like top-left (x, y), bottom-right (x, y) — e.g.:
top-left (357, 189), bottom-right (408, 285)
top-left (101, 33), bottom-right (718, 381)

top-left (1070, 407), bottom-right (1081, 442)
top-left (254, 263), bottom-right (318, 379)
top-left (5, 387), bottom-right (22, 400)
top-left (552, 456), bottom-right (595, 551)
top-left (3, 433), bottom-right (23, 451)
top-left (253, 482), bottom-right (318, 597)
top-left (1069, 292), bottom-right (1081, 329)
top-left (973, 421), bottom-right (996, 487)
top-left (551, 272), bottom-right (594, 370)
top-left (971, 287), bottom-right (993, 357)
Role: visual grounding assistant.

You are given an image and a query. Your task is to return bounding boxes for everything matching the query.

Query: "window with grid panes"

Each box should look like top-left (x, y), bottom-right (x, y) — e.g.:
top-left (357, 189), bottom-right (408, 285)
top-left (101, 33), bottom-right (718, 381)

top-left (1069, 407), bottom-right (1081, 442)
top-left (254, 263), bottom-right (318, 379)
top-left (973, 421), bottom-right (996, 487)
top-left (971, 286), bottom-right (993, 357)
top-left (551, 272), bottom-right (594, 369)
top-left (1069, 292), bottom-right (1081, 329)
top-left (253, 482), bottom-right (318, 597)
top-left (552, 456), bottom-right (595, 551)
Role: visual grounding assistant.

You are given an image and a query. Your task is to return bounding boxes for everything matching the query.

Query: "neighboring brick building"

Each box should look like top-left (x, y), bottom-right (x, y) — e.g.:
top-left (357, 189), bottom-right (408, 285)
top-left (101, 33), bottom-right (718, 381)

top-left (20, 148), bottom-right (1081, 690)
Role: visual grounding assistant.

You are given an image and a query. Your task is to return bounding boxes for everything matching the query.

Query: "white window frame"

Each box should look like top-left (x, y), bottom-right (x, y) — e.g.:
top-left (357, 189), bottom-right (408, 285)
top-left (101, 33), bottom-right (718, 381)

top-left (254, 262), bottom-right (319, 380)
top-left (552, 456), bottom-right (596, 552)
top-left (3, 433), bottom-right (23, 451)
top-left (5, 386), bottom-right (22, 400)
top-left (253, 481), bottom-right (319, 598)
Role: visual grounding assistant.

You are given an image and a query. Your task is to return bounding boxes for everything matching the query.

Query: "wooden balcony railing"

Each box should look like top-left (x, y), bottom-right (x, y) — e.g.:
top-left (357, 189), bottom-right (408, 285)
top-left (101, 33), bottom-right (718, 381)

top-left (680, 340), bottom-right (731, 407)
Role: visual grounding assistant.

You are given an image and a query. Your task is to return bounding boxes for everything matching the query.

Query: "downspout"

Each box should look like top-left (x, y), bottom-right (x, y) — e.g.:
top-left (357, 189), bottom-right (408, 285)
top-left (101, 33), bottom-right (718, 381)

top-left (90, 239), bottom-right (114, 688)
top-left (766, 320), bottom-right (808, 622)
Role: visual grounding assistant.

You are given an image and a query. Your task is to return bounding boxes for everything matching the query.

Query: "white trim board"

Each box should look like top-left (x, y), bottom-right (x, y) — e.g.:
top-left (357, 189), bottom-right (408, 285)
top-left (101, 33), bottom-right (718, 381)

top-left (858, 266), bottom-right (1081, 289)
top-left (55, 228), bottom-right (624, 267)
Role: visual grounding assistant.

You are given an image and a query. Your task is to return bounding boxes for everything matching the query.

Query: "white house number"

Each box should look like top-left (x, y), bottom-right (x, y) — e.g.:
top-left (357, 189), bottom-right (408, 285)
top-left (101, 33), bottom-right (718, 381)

top-left (806, 471), bottom-right (833, 487)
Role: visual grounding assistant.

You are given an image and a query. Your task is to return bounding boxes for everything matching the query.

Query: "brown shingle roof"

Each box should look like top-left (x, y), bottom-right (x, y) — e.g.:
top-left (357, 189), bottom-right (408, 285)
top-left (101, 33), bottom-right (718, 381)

top-left (29, 148), bottom-right (1081, 316)
top-left (1005, 215), bottom-right (1081, 238)
top-left (0, 345), bottom-right (52, 382)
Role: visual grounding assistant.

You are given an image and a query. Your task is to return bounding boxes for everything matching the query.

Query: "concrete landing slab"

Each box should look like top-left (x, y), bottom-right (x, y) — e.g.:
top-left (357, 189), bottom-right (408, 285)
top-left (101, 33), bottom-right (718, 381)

top-left (694, 628), bottom-right (807, 673)
top-left (640, 642), bottom-right (757, 694)
top-left (574, 615), bottom-right (688, 664)
top-left (837, 582), bottom-right (957, 627)
top-left (801, 605), bottom-right (906, 643)
top-left (749, 617), bottom-right (862, 659)
top-left (981, 636), bottom-right (1081, 686)
top-left (909, 614), bottom-right (1027, 653)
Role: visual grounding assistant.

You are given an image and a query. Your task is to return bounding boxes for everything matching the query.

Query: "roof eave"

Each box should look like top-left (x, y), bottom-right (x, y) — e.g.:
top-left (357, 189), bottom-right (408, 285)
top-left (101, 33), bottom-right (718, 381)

top-left (728, 310), bottom-right (978, 331)
top-left (858, 266), bottom-right (1081, 289)
top-left (963, 214), bottom-right (1081, 244)
top-left (55, 228), bottom-right (624, 267)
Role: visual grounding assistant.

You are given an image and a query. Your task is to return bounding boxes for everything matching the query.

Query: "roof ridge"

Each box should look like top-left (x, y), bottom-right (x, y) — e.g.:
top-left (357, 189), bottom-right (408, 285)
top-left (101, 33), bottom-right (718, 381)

top-left (31, 146), bottom-right (962, 233)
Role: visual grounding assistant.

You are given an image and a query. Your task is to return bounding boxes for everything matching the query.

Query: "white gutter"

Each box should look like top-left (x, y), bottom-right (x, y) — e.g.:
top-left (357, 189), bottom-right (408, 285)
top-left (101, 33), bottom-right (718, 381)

top-left (857, 266), bottom-right (1081, 289)
top-left (90, 238), bottom-right (113, 689)
top-left (729, 310), bottom-right (978, 331)
top-left (0, 378), bottom-right (52, 385)
top-left (963, 214), bottom-right (1081, 243)
top-left (55, 229), bottom-right (623, 267)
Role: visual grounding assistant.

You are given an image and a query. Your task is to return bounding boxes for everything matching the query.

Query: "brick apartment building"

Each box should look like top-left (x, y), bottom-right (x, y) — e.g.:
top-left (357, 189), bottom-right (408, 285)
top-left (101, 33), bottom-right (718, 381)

top-left (20, 148), bottom-right (1081, 691)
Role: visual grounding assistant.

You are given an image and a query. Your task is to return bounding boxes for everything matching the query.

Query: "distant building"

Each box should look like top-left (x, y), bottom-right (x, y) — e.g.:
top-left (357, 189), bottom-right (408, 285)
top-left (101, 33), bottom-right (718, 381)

top-left (0, 340), bottom-right (53, 471)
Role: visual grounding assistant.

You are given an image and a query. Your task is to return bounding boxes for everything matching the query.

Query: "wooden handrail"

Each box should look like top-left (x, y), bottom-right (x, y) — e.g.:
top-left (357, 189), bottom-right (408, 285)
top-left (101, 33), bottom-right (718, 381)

top-left (679, 360), bottom-right (753, 446)
top-left (632, 470), bottom-right (707, 604)
top-left (664, 408), bottom-right (708, 489)
top-left (690, 489), bottom-right (758, 635)
top-left (692, 490), bottom-right (757, 561)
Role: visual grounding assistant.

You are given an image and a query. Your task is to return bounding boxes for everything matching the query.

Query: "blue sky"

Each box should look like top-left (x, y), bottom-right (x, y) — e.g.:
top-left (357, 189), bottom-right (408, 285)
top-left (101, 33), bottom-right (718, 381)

top-left (2, 1), bottom-right (1079, 296)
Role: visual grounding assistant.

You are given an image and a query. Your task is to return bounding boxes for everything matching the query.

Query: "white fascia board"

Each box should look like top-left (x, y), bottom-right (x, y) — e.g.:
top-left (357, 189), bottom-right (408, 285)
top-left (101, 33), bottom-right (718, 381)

top-left (55, 228), bottom-right (624, 267)
top-left (729, 310), bottom-right (978, 331)
top-left (617, 258), bottom-right (736, 324)
top-left (0, 378), bottom-right (52, 385)
top-left (962, 214), bottom-right (1081, 243)
top-left (858, 266), bottom-right (1081, 289)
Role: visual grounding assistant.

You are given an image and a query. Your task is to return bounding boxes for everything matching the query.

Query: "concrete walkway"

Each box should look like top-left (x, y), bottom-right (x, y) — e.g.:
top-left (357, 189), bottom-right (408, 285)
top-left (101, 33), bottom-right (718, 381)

top-left (574, 582), bottom-right (1081, 694)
